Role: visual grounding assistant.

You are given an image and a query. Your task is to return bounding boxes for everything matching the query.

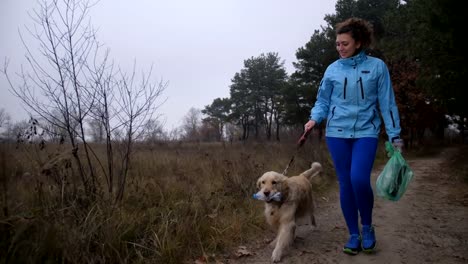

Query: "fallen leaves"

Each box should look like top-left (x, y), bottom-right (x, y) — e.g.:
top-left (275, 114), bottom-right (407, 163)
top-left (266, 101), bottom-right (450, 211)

top-left (235, 245), bottom-right (253, 258)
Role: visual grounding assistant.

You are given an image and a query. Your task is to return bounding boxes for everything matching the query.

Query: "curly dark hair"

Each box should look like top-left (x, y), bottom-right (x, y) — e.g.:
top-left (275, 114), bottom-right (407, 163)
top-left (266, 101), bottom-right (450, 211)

top-left (336, 18), bottom-right (374, 49)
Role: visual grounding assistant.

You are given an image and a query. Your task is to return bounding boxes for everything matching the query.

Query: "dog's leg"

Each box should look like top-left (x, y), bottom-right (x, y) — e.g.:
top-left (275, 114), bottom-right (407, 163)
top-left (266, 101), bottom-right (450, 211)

top-left (271, 208), bottom-right (296, 263)
top-left (272, 221), bottom-right (295, 262)
top-left (300, 212), bottom-right (317, 233)
top-left (308, 194), bottom-right (317, 229)
top-left (309, 213), bottom-right (317, 230)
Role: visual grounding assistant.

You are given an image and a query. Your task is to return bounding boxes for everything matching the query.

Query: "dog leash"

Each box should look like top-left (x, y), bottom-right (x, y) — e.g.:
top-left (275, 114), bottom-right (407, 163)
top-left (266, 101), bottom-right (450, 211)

top-left (282, 128), bottom-right (312, 175)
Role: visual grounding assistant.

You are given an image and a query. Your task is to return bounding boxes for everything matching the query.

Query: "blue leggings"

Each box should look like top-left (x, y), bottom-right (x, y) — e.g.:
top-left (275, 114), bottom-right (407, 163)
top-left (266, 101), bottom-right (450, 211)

top-left (326, 137), bottom-right (378, 235)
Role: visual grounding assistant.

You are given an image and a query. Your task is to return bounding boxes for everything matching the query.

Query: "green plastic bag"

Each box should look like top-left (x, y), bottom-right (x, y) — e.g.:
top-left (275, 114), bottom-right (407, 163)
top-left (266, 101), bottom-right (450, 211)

top-left (376, 142), bottom-right (414, 201)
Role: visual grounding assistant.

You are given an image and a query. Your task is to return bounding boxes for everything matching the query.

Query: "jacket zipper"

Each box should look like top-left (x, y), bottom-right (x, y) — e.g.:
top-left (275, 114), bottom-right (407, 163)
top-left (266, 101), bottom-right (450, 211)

top-left (359, 77), bottom-right (364, 99)
top-left (327, 106), bottom-right (336, 127)
top-left (343, 78), bottom-right (347, 99)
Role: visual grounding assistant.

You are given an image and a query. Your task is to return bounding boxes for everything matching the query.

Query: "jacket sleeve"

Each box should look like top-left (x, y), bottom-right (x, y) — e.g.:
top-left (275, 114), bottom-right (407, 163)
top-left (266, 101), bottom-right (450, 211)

top-left (377, 61), bottom-right (401, 141)
top-left (310, 72), bottom-right (332, 124)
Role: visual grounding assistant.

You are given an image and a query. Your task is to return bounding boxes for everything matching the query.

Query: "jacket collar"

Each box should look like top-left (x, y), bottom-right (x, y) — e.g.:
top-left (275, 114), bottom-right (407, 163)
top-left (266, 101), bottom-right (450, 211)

top-left (339, 50), bottom-right (367, 66)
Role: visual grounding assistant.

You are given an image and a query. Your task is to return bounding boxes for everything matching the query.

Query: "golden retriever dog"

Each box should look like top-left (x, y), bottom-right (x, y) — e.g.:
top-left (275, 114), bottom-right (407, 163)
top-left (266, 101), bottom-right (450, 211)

top-left (256, 162), bottom-right (322, 262)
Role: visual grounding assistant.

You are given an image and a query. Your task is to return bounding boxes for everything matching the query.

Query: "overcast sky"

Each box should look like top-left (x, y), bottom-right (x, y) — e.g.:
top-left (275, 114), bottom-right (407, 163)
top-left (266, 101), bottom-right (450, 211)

top-left (0, 0), bottom-right (337, 131)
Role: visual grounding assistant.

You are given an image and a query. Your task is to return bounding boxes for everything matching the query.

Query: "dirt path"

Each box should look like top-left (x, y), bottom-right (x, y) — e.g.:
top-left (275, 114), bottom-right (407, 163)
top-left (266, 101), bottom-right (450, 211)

top-left (228, 147), bottom-right (468, 264)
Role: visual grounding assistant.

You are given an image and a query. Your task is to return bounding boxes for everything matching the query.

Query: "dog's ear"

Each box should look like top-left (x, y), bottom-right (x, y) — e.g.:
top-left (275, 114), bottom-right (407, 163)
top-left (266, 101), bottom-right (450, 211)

top-left (256, 176), bottom-right (263, 190)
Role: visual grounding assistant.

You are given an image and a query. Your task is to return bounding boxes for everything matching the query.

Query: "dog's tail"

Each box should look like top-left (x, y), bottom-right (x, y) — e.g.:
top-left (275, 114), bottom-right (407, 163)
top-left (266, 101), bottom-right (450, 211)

top-left (300, 162), bottom-right (322, 180)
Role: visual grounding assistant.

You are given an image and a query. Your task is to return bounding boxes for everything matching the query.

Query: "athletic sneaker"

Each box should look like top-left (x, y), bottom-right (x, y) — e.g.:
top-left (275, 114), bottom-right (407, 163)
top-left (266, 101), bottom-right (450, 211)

top-left (362, 225), bottom-right (376, 253)
top-left (343, 234), bottom-right (361, 255)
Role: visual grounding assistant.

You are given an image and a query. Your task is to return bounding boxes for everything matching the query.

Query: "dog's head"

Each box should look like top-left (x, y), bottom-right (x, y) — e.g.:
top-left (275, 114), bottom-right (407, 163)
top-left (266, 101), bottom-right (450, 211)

top-left (256, 171), bottom-right (288, 203)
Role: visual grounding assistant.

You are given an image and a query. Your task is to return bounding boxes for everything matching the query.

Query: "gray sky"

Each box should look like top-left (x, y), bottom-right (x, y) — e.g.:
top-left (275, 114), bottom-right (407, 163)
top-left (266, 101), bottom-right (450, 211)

top-left (0, 0), bottom-right (337, 130)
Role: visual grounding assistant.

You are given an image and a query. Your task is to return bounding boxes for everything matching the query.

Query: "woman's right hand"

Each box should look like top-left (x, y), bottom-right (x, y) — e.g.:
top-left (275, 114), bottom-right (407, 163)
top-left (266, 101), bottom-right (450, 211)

top-left (304, 120), bottom-right (316, 132)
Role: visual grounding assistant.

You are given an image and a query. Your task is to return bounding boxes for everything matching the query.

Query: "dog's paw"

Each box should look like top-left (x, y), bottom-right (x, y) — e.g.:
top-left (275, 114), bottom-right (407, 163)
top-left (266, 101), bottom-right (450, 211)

top-left (271, 249), bottom-right (282, 263)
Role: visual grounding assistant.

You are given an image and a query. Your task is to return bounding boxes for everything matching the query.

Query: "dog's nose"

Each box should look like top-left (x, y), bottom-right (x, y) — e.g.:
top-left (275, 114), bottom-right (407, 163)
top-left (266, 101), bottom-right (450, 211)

top-left (263, 191), bottom-right (270, 197)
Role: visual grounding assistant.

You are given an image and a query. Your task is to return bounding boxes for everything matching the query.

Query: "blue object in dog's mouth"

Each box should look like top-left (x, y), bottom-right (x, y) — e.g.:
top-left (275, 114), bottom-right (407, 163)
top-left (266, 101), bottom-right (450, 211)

top-left (253, 191), bottom-right (282, 202)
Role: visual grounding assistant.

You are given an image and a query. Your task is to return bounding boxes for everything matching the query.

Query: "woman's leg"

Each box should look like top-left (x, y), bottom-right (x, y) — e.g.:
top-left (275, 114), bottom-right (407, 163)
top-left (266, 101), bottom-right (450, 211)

top-left (350, 137), bottom-right (378, 226)
top-left (326, 137), bottom-right (359, 235)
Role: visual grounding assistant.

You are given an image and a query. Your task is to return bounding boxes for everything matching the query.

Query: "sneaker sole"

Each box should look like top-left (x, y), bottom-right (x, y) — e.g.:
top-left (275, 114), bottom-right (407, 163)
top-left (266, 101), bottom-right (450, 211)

top-left (362, 243), bottom-right (376, 254)
top-left (343, 247), bottom-right (360, 255)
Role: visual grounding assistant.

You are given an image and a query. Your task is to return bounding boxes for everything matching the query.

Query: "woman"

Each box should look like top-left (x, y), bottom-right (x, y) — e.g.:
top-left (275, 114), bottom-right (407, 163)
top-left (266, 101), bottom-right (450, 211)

top-left (304, 17), bottom-right (403, 255)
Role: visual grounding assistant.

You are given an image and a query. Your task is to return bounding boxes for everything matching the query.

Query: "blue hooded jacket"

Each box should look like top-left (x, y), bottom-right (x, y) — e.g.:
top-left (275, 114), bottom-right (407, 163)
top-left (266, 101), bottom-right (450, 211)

top-left (310, 50), bottom-right (401, 141)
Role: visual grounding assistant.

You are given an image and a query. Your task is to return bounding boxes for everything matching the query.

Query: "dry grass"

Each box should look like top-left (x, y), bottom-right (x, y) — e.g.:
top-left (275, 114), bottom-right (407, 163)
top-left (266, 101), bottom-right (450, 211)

top-left (0, 139), bottom-right (337, 263)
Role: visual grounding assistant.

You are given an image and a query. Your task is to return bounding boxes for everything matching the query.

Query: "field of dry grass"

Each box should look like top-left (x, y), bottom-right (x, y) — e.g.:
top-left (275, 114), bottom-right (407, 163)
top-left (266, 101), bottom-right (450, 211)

top-left (3, 138), bottom-right (464, 263)
top-left (0, 138), bottom-right (341, 263)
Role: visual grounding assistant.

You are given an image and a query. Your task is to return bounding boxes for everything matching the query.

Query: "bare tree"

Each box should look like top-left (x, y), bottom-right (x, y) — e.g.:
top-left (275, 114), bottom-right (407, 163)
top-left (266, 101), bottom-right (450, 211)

top-left (143, 118), bottom-right (166, 143)
top-left (84, 46), bottom-right (167, 200)
top-left (199, 119), bottom-right (221, 142)
top-left (1, 0), bottom-right (101, 194)
top-left (88, 118), bottom-right (104, 143)
top-left (0, 108), bottom-right (11, 129)
top-left (2, 0), bottom-right (166, 201)
top-left (3, 120), bottom-right (29, 143)
top-left (113, 64), bottom-right (166, 201)
top-left (182, 107), bottom-right (202, 141)
top-left (167, 126), bottom-right (183, 141)
top-left (86, 51), bottom-right (117, 194)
